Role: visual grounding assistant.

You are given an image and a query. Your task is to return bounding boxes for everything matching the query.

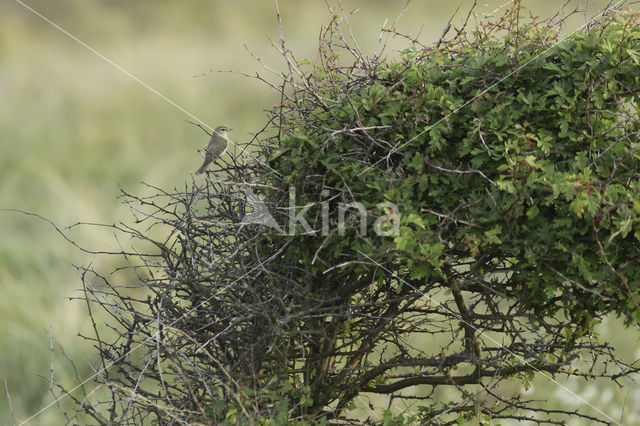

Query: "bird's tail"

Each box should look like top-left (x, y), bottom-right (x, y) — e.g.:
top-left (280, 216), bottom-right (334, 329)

top-left (196, 164), bottom-right (207, 174)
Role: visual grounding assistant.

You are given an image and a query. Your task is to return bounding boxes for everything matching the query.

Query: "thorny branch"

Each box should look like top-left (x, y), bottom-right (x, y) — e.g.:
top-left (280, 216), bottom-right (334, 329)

top-left (49, 2), bottom-right (640, 425)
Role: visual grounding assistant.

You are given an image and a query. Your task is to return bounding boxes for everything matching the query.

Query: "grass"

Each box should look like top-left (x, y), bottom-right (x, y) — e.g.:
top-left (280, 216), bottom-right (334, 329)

top-left (0, 0), bottom-right (636, 424)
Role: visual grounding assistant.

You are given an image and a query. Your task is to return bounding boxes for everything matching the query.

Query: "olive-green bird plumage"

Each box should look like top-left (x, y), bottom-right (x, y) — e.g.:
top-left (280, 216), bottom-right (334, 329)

top-left (196, 125), bottom-right (231, 174)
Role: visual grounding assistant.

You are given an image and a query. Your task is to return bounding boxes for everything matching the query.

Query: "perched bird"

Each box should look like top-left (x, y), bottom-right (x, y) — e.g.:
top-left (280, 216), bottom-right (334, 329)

top-left (196, 125), bottom-right (231, 174)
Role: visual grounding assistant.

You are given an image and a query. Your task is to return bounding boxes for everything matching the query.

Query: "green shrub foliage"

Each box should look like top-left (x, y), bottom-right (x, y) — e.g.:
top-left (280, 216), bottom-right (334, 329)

top-left (261, 7), bottom-right (640, 422)
top-left (65, 5), bottom-right (640, 425)
top-left (270, 11), bottom-right (640, 327)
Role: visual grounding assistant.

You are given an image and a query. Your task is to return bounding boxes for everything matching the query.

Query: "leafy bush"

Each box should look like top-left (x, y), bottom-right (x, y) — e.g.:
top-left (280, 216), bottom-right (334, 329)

top-left (59, 3), bottom-right (640, 425)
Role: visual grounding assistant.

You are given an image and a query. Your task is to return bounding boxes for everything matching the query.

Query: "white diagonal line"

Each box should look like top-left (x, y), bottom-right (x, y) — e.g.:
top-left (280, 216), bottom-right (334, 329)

top-left (11, 0), bottom-right (632, 424)
top-left (13, 0), bottom-right (214, 132)
top-left (10, 1), bottom-right (281, 422)
top-left (13, 0), bottom-right (281, 177)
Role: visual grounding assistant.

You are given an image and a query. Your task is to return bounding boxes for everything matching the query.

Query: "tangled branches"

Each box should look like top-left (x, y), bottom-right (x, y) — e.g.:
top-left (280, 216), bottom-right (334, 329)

top-left (56, 2), bottom-right (640, 424)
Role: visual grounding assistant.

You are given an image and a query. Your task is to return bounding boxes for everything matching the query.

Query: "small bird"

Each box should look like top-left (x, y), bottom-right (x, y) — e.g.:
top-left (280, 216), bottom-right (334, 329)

top-left (196, 125), bottom-right (231, 174)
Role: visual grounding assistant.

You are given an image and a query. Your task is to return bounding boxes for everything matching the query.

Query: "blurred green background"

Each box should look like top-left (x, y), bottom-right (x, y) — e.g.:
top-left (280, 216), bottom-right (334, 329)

top-left (0, 0), bottom-right (638, 424)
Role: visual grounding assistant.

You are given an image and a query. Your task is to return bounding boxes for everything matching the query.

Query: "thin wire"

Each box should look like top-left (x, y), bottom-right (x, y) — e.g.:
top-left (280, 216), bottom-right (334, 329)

top-left (12, 0), bottom-right (632, 424)
top-left (9, 1), bottom-right (283, 422)
top-left (13, 0), bottom-right (212, 131)
top-left (12, 0), bottom-right (281, 177)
